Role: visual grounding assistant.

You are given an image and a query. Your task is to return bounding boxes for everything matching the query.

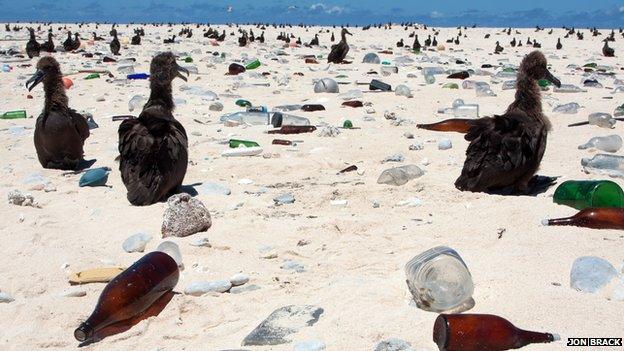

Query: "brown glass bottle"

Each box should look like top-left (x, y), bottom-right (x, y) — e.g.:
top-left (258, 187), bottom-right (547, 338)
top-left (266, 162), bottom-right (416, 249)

top-left (433, 314), bottom-right (557, 351)
top-left (267, 125), bottom-right (317, 134)
top-left (272, 139), bottom-right (292, 145)
top-left (543, 208), bottom-right (624, 230)
top-left (417, 118), bottom-right (473, 133)
top-left (74, 251), bottom-right (179, 342)
top-left (342, 100), bottom-right (363, 108)
top-left (301, 104), bottom-right (325, 112)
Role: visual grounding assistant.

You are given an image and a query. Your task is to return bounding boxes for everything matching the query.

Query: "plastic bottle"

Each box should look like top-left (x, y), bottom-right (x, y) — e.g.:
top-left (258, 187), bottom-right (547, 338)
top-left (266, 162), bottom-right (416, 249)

top-left (578, 135), bottom-right (622, 153)
top-left (220, 111), bottom-right (270, 125)
top-left (273, 104), bottom-right (302, 112)
top-left (554, 102), bottom-right (581, 114)
top-left (74, 251), bottom-right (179, 342)
top-left (418, 119), bottom-right (473, 133)
top-left (588, 113), bottom-right (616, 129)
top-left (542, 208), bottom-right (624, 230)
top-left (615, 104), bottom-right (624, 117)
top-left (502, 80), bottom-right (517, 90)
top-left (553, 84), bottom-right (586, 93)
top-left (127, 73), bottom-right (149, 80)
top-left (405, 246), bottom-right (474, 312)
top-left (0, 110), bottom-right (27, 119)
top-left (433, 314), bottom-right (558, 351)
top-left (475, 82), bottom-right (496, 97)
top-left (438, 99), bottom-right (479, 119)
top-left (581, 154), bottom-right (624, 177)
top-left (270, 112), bottom-right (310, 127)
top-left (128, 95), bottom-right (146, 112)
top-left (221, 146), bottom-right (263, 157)
top-left (553, 180), bottom-right (624, 210)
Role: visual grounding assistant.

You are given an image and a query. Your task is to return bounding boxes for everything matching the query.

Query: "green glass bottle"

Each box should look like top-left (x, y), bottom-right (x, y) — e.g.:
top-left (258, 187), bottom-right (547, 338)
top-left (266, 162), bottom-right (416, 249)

top-left (442, 83), bottom-right (459, 89)
top-left (0, 110), bottom-right (27, 119)
top-left (343, 120), bottom-right (353, 128)
top-left (553, 180), bottom-right (624, 210)
top-left (245, 59), bottom-right (260, 70)
top-left (84, 73), bottom-right (100, 80)
top-left (184, 57), bottom-right (193, 63)
top-left (229, 139), bottom-right (260, 148)
top-left (583, 62), bottom-right (597, 68)
top-left (236, 99), bottom-right (252, 107)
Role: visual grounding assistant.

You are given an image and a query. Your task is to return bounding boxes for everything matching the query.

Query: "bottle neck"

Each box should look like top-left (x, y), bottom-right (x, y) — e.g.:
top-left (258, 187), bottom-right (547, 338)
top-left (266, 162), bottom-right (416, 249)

top-left (74, 321), bottom-right (94, 342)
top-left (546, 217), bottom-right (575, 226)
top-left (516, 329), bottom-right (556, 346)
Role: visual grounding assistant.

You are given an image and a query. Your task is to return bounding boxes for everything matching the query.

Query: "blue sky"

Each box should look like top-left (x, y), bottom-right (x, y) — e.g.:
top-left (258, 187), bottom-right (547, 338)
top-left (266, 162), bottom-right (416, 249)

top-left (1, 0), bottom-right (623, 27)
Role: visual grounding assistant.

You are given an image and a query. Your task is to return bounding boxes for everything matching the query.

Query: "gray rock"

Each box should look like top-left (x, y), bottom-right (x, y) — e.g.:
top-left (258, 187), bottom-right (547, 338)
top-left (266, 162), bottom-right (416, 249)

top-left (122, 232), bottom-right (152, 253)
top-left (409, 143), bottom-right (424, 151)
top-left (0, 292), bottom-right (14, 303)
top-left (184, 279), bottom-right (232, 296)
top-left (317, 126), bottom-right (341, 137)
top-left (242, 305), bottom-right (324, 346)
top-left (438, 138), bottom-right (453, 150)
top-left (294, 339), bottom-right (326, 351)
top-left (230, 273), bottom-right (250, 286)
top-left (281, 260), bottom-right (305, 273)
top-left (198, 182), bottom-right (231, 196)
top-left (374, 338), bottom-right (414, 351)
top-left (570, 256), bottom-right (618, 293)
top-left (230, 284), bottom-right (261, 294)
top-left (383, 154), bottom-right (405, 163)
top-left (7, 190), bottom-right (38, 207)
top-left (377, 165), bottom-right (425, 186)
top-left (274, 193), bottom-right (295, 205)
top-left (162, 193), bottom-right (212, 238)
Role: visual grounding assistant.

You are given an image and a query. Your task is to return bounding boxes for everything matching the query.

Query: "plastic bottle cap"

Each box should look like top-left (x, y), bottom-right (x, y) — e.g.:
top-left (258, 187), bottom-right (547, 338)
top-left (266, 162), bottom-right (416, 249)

top-left (541, 219), bottom-right (549, 226)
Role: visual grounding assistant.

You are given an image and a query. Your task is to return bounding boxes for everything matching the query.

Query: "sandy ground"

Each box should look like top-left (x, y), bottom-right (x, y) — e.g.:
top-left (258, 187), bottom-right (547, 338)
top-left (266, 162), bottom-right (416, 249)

top-left (0, 23), bottom-right (623, 350)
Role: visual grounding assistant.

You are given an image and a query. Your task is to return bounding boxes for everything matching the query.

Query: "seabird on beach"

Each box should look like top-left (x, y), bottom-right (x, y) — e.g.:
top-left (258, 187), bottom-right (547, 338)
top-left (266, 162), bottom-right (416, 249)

top-left (327, 28), bottom-right (352, 63)
top-left (26, 57), bottom-right (90, 170)
top-left (310, 34), bottom-right (319, 46)
top-left (26, 28), bottom-right (41, 58)
top-left (40, 32), bottom-right (55, 52)
top-left (494, 41), bottom-right (503, 54)
top-left (118, 52), bottom-right (189, 206)
top-left (330, 32), bottom-right (335, 42)
top-left (510, 37), bottom-right (516, 47)
top-left (412, 35), bottom-right (421, 52)
top-left (603, 39), bottom-right (615, 57)
top-left (424, 35), bottom-right (431, 47)
top-left (62, 31), bottom-right (74, 52)
top-left (110, 29), bottom-right (120, 55)
top-left (258, 31), bottom-right (265, 43)
top-left (131, 29), bottom-right (141, 45)
top-left (396, 38), bottom-right (404, 47)
top-left (454, 51), bottom-right (561, 194)
top-left (92, 32), bottom-right (104, 41)
top-left (556, 38), bottom-right (562, 50)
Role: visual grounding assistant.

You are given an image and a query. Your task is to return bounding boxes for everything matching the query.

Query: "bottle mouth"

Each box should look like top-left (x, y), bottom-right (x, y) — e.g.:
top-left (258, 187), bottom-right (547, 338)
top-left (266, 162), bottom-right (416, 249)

top-left (433, 314), bottom-right (450, 350)
top-left (74, 323), bottom-right (93, 342)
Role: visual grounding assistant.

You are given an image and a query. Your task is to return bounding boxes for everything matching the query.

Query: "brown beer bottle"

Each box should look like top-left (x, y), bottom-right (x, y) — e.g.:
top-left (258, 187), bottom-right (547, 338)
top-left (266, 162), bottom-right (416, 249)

top-left (301, 104), bottom-right (325, 112)
top-left (433, 314), bottom-right (557, 351)
top-left (417, 118), bottom-right (473, 133)
top-left (272, 139), bottom-right (293, 145)
top-left (74, 251), bottom-right (179, 342)
top-left (542, 208), bottom-right (624, 230)
top-left (267, 125), bottom-right (317, 135)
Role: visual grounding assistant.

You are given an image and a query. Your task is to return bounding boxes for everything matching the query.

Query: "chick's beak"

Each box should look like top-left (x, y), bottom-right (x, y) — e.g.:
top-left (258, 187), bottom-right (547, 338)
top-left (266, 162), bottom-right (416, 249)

top-left (544, 69), bottom-right (561, 88)
top-left (176, 65), bottom-right (189, 81)
top-left (26, 70), bottom-right (45, 91)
